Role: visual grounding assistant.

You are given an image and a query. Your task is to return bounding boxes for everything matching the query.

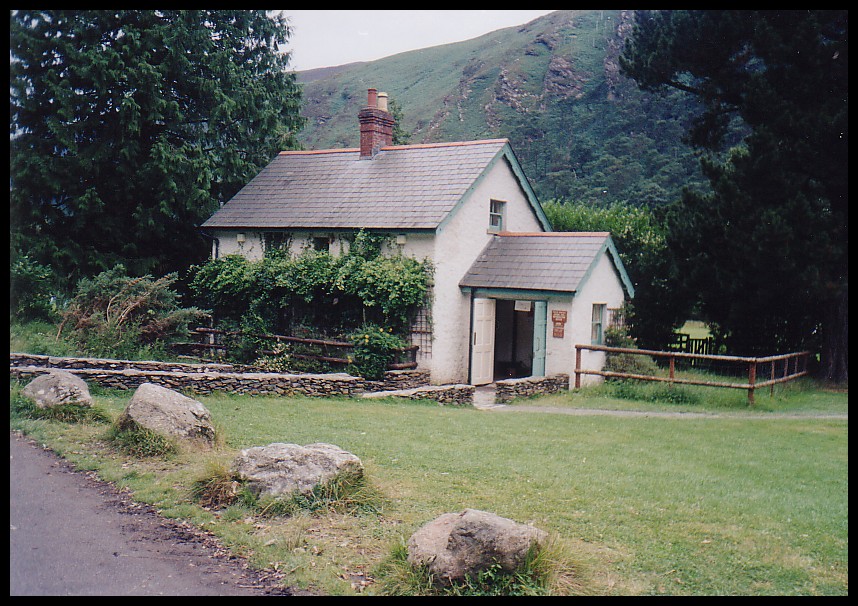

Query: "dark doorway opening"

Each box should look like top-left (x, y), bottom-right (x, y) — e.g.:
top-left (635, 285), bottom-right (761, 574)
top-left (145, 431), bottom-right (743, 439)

top-left (493, 299), bottom-right (534, 379)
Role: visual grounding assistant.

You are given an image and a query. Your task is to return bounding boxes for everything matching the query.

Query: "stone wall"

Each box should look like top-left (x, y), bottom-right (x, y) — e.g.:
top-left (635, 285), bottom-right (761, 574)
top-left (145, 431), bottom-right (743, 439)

top-left (494, 374), bottom-right (569, 404)
top-left (361, 384), bottom-right (475, 406)
top-left (10, 353), bottom-right (243, 374)
top-left (10, 353), bottom-right (435, 400)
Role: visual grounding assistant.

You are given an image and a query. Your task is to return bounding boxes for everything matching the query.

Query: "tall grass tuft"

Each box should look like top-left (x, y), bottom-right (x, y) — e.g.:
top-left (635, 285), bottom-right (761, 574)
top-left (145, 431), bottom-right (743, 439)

top-left (249, 470), bottom-right (385, 518)
top-left (374, 534), bottom-right (578, 596)
top-left (106, 422), bottom-right (178, 458)
top-left (10, 387), bottom-right (111, 424)
top-left (191, 461), bottom-right (242, 509)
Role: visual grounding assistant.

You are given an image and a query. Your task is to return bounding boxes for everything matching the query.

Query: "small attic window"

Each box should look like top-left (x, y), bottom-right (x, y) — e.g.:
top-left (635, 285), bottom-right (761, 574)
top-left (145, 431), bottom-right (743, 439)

top-left (489, 199), bottom-right (506, 232)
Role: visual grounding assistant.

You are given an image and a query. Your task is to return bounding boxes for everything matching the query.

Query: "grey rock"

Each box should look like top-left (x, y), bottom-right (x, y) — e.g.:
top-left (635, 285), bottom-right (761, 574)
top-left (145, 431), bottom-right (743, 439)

top-left (21, 370), bottom-right (93, 409)
top-left (116, 382), bottom-right (216, 445)
top-left (407, 508), bottom-right (548, 584)
top-left (231, 442), bottom-right (363, 499)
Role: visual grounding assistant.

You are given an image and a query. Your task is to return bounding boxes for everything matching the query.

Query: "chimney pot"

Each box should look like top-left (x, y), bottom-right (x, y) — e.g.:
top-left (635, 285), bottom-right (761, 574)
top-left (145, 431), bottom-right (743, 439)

top-left (367, 88), bottom-right (378, 108)
top-left (377, 92), bottom-right (389, 112)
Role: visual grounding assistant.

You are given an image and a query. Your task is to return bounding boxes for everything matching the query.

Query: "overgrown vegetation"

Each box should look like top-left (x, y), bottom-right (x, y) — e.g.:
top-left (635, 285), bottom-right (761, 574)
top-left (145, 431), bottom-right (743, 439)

top-left (186, 230), bottom-right (431, 376)
top-left (55, 265), bottom-right (209, 360)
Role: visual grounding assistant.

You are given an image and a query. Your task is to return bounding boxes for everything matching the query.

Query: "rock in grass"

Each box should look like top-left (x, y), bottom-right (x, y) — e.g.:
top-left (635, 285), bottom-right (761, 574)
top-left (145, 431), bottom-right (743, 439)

top-left (407, 509), bottom-right (548, 585)
top-left (231, 442), bottom-right (363, 499)
top-left (21, 370), bottom-right (93, 409)
top-left (116, 382), bottom-right (216, 446)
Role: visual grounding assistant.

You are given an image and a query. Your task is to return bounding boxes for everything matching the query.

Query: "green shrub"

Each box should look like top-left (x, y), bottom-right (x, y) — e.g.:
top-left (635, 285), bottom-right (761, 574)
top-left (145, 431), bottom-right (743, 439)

top-left (58, 265), bottom-right (209, 359)
top-left (603, 324), bottom-right (659, 377)
top-left (348, 324), bottom-right (407, 380)
top-left (10, 255), bottom-right (59, 322)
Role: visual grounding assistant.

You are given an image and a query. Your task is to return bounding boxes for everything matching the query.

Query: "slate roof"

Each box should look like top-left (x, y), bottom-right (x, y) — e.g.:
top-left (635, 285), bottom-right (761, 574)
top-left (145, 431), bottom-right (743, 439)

top-left (202, 139), bottom-right (519, 230)
top-left (459, 232), bottom-right (634, 296)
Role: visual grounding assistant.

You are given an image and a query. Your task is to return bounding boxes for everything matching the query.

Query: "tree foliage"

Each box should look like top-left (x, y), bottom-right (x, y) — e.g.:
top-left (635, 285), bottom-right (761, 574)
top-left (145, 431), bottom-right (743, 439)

top-left (10, 10), bottom-right (305, 286)
top-left (543, 200), bottom-right (689, 349)
top-left (620, 10), bottom-right (848, 380)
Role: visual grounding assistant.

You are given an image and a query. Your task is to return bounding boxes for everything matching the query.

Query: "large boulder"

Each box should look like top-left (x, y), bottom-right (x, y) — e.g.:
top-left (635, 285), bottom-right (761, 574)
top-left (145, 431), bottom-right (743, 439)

top-left (116, 382), bottom-right (216, 446)
top-left (407, 509), bottom-right (548, 584)
top-left (231, 442), bottom-right (363, 499)
top-left (21, 370), bottom-right (93, 409)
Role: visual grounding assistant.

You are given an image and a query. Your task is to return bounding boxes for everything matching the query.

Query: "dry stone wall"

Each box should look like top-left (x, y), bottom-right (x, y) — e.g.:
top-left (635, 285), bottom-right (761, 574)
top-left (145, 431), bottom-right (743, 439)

top-left (10, 354), bottom-right (439, 400)
top-left (494, 374), bottom-right (569, 403)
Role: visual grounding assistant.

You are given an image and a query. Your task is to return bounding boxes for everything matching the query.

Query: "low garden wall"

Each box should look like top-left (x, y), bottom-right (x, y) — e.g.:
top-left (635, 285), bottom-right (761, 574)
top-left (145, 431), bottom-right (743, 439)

top-left (10, 354), bottom-right (569, 405)
top-left (9, 353), bottom-right (436, 400)
top-left (494, 374), bottom-right (569, 404)
top-left (361, 384), bottom-right (475, 407)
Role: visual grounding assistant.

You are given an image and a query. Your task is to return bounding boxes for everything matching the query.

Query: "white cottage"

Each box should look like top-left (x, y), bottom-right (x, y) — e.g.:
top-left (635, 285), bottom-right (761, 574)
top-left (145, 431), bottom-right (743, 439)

top-left (201, 88), bottom-right (634, 386)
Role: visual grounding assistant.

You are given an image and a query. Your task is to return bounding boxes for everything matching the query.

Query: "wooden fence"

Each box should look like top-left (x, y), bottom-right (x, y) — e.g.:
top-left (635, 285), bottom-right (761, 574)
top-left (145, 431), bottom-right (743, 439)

top-left (574, 344), bottom-right (810, 405)
top-left (172, 327), bottom-right (419, 370)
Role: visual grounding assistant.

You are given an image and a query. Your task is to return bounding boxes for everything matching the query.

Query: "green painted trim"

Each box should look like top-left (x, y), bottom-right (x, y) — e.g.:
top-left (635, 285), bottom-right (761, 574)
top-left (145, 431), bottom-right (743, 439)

top-left (437, 142), bottom-right (552, 234)
top-left (573, 235), bottom-right (635, 300)
top-left (461, 287), bottom-right (571, 300)
top-left (500, 142), bottom-right (553, 231)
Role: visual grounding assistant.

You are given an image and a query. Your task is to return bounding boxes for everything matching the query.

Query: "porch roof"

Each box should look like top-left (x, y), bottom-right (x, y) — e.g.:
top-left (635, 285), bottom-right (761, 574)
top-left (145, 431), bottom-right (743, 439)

top-left (459, 232), bottom-right (635, 297)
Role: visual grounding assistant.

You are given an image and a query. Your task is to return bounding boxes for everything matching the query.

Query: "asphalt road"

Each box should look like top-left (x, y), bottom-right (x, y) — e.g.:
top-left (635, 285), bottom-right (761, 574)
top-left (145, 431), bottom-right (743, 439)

top-left (9, 431), bottom-right (297, 596)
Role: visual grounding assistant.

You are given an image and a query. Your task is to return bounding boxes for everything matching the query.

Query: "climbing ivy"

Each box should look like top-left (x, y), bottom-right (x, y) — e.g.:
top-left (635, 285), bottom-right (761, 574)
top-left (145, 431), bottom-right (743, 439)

top-left (187, 229), bottom-right (432, 341)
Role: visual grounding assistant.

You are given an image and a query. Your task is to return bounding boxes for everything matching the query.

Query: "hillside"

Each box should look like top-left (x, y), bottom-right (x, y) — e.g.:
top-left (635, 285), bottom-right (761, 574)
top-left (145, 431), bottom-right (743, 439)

top-left (295, 10), bottom-right (708, 206)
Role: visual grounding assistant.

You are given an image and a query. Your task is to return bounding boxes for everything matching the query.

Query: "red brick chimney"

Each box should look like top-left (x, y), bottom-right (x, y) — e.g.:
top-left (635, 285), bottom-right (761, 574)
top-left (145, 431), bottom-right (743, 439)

top-left (359, 88), bottom-right (395, 159)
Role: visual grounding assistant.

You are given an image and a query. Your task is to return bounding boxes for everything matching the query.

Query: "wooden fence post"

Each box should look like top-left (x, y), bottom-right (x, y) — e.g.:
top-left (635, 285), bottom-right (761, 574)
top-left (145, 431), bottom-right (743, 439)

top-left (770, 359), bottom-right (776, 397)
top-left (669, 354), bottom-right (675, 387)
top-left (575, 346), bottom-right (582, 389)
top-left (748, 361), bottom-right (757, 405)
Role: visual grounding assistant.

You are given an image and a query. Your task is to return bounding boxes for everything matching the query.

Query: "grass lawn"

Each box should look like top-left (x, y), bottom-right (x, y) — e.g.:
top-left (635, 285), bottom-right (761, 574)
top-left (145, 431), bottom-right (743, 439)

top-left (9, 376), bottom-right (848, 596)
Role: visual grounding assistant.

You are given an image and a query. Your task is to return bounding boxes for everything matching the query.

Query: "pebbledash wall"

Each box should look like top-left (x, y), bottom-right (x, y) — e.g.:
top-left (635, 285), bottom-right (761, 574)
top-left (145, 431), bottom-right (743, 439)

top-left (10, 353), bottom-right (569, 405)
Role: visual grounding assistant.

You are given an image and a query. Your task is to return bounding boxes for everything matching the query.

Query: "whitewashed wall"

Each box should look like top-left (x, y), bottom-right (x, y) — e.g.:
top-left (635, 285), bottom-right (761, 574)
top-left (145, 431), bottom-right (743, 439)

top-left (547, 251), bottom-right (627, 386)
top-left (430, 157), bottom-right (545, 384)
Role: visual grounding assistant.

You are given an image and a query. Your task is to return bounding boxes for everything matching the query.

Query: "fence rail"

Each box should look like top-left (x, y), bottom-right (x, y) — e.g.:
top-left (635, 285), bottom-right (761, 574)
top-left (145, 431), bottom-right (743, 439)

top-left (574, 344), bottom-right (810, 405)
top-left (171, 327), bottom-right (419, 370)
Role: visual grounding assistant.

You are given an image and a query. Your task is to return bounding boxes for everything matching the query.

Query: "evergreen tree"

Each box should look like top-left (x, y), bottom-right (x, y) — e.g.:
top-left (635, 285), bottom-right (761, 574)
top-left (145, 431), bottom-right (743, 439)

top-left (10, 10), bottom-right (305, 286)
top-left (620, 10), bottom-right (848, 381)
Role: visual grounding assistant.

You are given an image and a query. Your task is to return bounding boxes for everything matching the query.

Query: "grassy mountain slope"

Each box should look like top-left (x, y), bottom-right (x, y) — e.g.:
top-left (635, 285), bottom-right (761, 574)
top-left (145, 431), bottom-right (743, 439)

top-left (296, 10), bottom-right (707, 205)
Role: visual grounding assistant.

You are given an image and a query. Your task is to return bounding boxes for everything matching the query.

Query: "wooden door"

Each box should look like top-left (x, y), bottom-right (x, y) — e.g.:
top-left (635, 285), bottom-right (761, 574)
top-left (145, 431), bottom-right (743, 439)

top-left (471, 298), bottom-right (496, 385)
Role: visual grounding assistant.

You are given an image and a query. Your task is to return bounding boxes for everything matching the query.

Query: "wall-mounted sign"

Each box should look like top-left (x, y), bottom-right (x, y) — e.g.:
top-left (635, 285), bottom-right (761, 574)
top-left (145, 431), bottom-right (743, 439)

top-left (514, 300), bottom-right (532, 312)
top-left (551, 309), bottom-right (568, 338)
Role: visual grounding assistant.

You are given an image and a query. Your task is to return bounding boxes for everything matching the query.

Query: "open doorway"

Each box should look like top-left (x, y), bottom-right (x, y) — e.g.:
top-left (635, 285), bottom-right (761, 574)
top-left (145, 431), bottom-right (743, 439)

top-left (493, 300), bottom-right (535, 379)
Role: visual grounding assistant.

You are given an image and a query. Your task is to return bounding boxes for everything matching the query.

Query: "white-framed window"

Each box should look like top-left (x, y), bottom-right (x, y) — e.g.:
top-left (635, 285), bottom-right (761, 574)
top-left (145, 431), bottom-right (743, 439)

top-left (591, 303), bottom-right (606, 345)
top-left (489, 199), bottom-right (506, 232)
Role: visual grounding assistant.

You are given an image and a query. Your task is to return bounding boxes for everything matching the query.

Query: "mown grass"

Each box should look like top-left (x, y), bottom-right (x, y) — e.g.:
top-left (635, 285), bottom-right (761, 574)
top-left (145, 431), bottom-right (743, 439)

top-left (9, 378), bottom-right (848, 596)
